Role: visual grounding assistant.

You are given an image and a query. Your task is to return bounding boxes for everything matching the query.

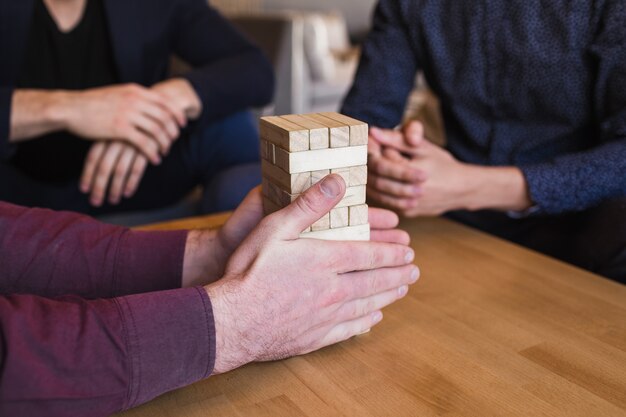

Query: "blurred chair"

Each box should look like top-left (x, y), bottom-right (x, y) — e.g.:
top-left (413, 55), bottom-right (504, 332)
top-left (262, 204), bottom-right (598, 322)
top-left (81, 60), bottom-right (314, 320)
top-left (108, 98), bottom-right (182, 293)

top-left (231, 10), bottom-right (358, 114)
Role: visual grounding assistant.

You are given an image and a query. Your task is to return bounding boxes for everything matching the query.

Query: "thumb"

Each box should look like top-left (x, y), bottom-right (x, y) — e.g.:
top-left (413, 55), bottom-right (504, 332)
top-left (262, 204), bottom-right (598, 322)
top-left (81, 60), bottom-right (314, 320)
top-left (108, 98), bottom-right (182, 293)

top-left (403, 121), bottom-right (425, 147)
top-left (273, 174), bottom-right (346, 240)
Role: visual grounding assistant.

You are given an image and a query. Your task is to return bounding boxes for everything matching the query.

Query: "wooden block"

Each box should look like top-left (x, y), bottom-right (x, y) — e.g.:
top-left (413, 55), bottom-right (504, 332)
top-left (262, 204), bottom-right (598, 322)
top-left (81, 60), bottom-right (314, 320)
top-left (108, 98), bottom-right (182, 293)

top-left (272, 145), bottom-right (367, 174)
top-left (263, 197), bottom-right (281, 215)
top-left (349, 204), bottom-right (368, 226)
top-left (311, 213), bottom-right (330, 232)
top-left (262, 160), bottom-right (311, 194)
top-left (260, 116), bottom-right (309, 152)
top-left (274, 146), bottom-right (290, 171)
top-left (320, 112), bottom-right (369, 146)
top-left (288, 185), bottom-right (366, 209)
top-left (260, 140), bottom-right (270, 161)
top-left (330, 207), bottom-right (349, 229)
top-left (280, 114), bottom-right (329, 150)
top-left (311, 169), bottom-right (330, 185)
top-left (349, 165), bottom-right (367, 186)
top-left (303, 114), bottom-right (350, 148)
top-left (335, 185), bottom-right (367, 208)
top-left (331, 168), bottom-right (350, 186)
top-left (263, 179), bottom-right (287, 206)
top-left (300, 224), bottom-right (370, 241)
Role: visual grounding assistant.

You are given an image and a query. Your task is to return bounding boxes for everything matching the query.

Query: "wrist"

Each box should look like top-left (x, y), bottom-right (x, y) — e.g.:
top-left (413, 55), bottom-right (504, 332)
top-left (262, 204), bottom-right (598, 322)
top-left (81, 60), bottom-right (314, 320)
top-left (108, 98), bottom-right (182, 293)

top-left (463, 165), bottom-right (532, 212)
top-left (44, 90), bottom-right (76, 131)
top-left (182, 229), bottom-right (228, 287)
top-left (160, 78), bottom-right (202, 120)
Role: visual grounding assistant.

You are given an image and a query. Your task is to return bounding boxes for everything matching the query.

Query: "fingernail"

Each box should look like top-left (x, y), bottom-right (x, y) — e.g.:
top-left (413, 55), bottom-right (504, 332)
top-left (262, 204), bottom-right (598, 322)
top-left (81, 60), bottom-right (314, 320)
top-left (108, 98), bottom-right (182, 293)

top-left (372, 311), bottom-right (383, 323)
top-left (320, 176), bottom-right (342, 198)
top-left (405, 250), bottom-right (415, 263)
top-left (410, 267), bottom-right (420, 283)
top-left (398, 285), bottom-right (409, 297)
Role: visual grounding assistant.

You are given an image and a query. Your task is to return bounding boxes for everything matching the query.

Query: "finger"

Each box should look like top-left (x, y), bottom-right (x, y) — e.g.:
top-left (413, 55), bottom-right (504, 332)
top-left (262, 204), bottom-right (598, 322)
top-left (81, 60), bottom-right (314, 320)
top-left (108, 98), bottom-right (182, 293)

top-left (125, 129), bottom-right (161, 164)
top-left (370, 126), bottom-right (421, 155)
top-left (267, 174), bottom-right (346, 240)
top-left (343, 264), bottom-right (419, 301)
top-left (124, 154), bottom-right (148, 198)
top-left (318, 311), bottom-right (384, 348)
top-left (367, 187), bottom-right (420, 212)
top-left (219, 187), bottom-right (265, 252)
top-left (108, 146), bottom-right (135, 205)
top-left (90, 143), bottom-right (124, 207)
top-left (369, 173), bottom-right (423, 198)
top-left (336, 285), bottom-right (410, 322)
top-left (368, 207), bottom-right (400, 230)
top-left (371, 229), bottom-right (411, 245)
top-left (131, 113), bottom-right (171, 155)
top-left (139, 100), bottom-right (181, 141)
top-left (369, 155), bottom-right (427, 183)
top-left (367, 137), bottom-right (382, 157)
top-left (139, 88), bottom-right (187, 128)
top-left (316, 240), bottom-right (414, 274)
top-left (80, 142), bottom-right (107, 193)
top-left (382, 147), bottom-right (406, 162)
top-left (402, 120), bottom-right (425, 147)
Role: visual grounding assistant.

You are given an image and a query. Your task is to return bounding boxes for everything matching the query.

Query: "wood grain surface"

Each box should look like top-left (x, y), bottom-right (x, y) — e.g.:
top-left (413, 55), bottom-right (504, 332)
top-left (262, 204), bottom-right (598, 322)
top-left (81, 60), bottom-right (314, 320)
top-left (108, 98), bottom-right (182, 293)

top-left (122, 215), bottom-right (626, 417)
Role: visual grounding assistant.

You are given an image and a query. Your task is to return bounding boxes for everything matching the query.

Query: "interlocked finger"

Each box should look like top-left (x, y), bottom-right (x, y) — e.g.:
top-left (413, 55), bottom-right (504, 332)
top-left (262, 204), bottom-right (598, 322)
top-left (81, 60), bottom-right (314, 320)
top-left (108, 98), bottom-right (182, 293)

top-left (90, 143), bottom-right (124, 207)
top-left (80, 142), bottom-right (107, 193)
top-left (108, 146), bottom-right (136, 205)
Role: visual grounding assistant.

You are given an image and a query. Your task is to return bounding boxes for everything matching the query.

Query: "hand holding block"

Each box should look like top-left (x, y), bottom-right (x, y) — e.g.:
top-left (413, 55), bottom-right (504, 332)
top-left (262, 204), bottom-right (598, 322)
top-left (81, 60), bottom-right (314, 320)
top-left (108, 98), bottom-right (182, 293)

top-left (260, 113), bottom-right (370, 241)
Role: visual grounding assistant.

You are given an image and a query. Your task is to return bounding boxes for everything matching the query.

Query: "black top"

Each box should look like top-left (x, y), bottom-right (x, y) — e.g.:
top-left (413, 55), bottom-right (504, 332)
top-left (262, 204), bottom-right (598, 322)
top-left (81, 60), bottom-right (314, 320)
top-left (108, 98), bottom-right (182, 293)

top-left (15, 0), bottom-right (119, 182)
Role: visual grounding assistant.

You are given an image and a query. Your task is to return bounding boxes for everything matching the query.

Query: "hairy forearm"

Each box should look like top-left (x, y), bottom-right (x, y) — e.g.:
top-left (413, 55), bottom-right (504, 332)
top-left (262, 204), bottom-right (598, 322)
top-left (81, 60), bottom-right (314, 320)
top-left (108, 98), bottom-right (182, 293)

top-left (464, 165), bottom-right (532, 212)
top-left (8, 89), bottom-right (73, 142)
top-left (182, 229), bottom-right (229, 288)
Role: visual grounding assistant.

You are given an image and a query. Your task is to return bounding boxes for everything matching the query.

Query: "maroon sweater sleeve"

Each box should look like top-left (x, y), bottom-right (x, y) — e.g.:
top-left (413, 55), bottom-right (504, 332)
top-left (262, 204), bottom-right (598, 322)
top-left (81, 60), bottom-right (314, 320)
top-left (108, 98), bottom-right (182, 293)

top-left (0, 202), bottom-right (217, 415)
top-left (0, 287), bottom-right (216, 416)
top-left (0, 201), bottom-right (187, 298)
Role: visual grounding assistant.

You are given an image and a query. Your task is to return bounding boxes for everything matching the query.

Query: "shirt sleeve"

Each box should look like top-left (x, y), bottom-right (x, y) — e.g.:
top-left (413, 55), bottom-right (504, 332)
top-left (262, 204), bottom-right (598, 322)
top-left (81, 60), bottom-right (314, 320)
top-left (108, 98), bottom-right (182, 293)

top-left (0, 201), bottom-right (188, 298)
top-left (0, 286), bottom-right (216, 417)
top-left (517, 1), bottom-right (626, 214)
top-left (172, 0), bottom-right (275, 124)
top-left (0, 86), bottom-right (16, 161)
top-left (341, 0), bottom-right (420, 128)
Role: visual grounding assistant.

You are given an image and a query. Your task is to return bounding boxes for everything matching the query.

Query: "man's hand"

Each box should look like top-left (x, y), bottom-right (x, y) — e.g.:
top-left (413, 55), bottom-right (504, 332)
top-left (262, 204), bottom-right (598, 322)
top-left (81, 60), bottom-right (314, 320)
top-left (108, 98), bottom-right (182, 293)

top-left (205, 175), bottom-right (419, 374)
top-left (151, 78), bottom-right (203, 121)
top-left (182, 183), bottom-right (412, 288)
top-left (368, 121), bottom-right (532, 216)
top-left (80, 142), bottom-right (148, 207)
top-left (59, 84), bottom-right (187, 164)
top-left (369, 140), bottom-right (473, 216)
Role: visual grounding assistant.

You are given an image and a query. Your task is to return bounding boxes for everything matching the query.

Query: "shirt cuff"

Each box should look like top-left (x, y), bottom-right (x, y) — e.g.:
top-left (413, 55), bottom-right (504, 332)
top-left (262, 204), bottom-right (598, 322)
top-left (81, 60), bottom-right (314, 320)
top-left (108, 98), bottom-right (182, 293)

top-left (113, 230), bottom-right (189, 297)
top-left (115, 286), bottom-right (216, 410)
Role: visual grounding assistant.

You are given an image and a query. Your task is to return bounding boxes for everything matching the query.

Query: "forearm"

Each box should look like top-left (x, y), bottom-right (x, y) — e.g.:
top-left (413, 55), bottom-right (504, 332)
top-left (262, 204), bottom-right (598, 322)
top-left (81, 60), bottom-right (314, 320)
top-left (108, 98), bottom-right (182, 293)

top-left (0, 202), bottom-right (187, 298)
top-left (463, 165), bottom-right (532, 212)
top-left (9, 89), bottom-right (73, 142)
top-left (0, 288), bottom-right (215, 417)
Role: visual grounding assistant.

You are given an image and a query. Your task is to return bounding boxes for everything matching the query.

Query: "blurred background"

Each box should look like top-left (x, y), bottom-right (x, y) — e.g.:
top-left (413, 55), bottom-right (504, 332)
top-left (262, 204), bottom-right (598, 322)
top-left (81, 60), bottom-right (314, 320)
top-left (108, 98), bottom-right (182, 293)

top-left (206, 0), bottom-right (444, 145)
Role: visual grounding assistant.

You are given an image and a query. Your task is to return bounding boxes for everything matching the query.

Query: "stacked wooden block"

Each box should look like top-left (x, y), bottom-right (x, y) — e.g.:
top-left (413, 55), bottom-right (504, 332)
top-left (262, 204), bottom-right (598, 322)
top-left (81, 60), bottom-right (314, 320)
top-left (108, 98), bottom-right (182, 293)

top-left (261, 112), bottom-right (369, 241)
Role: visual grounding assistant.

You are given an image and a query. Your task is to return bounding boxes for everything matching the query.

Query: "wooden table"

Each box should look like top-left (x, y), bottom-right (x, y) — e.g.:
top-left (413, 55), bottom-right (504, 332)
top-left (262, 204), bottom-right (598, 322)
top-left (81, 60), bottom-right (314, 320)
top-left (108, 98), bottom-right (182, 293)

top-left (120, 215), bottom-right (626, 417)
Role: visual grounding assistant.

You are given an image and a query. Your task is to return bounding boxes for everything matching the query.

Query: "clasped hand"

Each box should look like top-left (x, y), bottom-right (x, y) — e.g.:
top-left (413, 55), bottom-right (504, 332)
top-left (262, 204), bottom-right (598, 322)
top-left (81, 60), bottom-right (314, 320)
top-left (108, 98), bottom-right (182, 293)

top-left (367, 121), bottom-right (472, 217)
top-left (73, 79), bottom-right (202, 206)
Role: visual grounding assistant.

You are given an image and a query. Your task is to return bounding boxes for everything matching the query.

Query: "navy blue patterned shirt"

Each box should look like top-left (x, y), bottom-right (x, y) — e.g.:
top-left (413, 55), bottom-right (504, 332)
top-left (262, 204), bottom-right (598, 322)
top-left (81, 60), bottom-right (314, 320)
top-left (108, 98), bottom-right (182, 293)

top-left (342, 0), bottom-right (626, 214)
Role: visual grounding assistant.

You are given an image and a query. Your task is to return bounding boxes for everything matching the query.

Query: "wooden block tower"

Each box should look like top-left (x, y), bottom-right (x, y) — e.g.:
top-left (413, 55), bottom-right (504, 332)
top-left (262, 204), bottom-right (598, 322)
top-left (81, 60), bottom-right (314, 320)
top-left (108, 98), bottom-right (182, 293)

top-left (260, 112), bottom-right (369, 241)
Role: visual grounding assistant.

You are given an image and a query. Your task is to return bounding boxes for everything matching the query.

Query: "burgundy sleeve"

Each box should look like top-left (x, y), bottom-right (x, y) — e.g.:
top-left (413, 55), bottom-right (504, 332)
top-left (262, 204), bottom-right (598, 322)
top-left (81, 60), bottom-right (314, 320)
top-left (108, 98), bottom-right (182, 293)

top-left (0, 201), bottom-right (188, 298)
top-left (0, 287), bottom-right (216, 417)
